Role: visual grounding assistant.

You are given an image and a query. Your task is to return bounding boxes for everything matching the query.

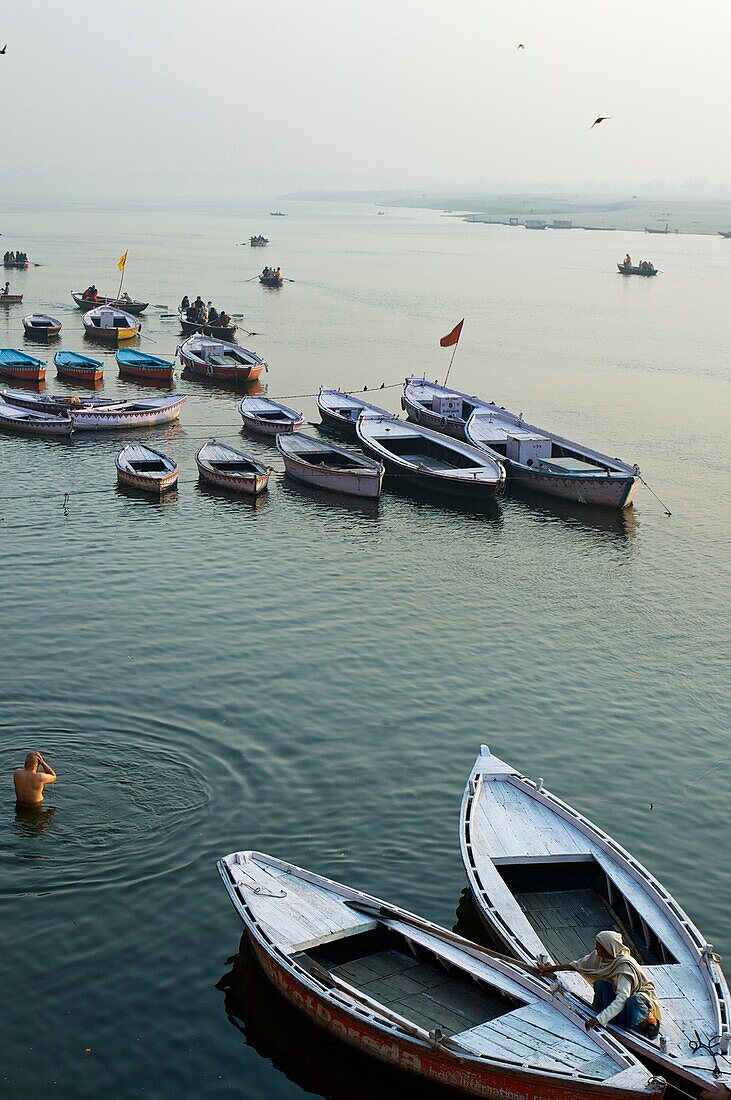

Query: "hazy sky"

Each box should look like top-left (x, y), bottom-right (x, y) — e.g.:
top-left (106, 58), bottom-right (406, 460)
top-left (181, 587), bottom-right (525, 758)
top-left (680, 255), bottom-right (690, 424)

top-left (3, 1), bottom-right (731, 200)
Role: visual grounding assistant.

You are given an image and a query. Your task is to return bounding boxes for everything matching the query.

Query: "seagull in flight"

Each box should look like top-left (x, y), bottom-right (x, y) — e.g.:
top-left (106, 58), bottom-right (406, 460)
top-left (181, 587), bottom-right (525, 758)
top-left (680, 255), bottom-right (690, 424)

top-left (0, 46), bottom-right (7, 55)
top-left (517, 43), bottom-right (525, 49)
top-left (591, 116), bottom-right (612, 128)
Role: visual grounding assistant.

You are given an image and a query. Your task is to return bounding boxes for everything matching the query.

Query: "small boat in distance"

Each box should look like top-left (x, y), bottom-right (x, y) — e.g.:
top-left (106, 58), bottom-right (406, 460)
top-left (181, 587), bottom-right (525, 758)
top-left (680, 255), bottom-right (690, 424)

top-left (116, 444), bottom-right (178, 495)
top-left (0, 400), bottom-right (73, 437)
top-left (83, 306), bottom-right (140, 344)
top-left (645, 223), bottom-right (670, 234)
top-left (177, 334), bottom-right (266, 386)
top-left (54, 351), bottom-right (103, 384)
top-left (269, 211), bottom-right (287, 216)
top-left (178, 309), bottom-right (238, 341)
top-left (356, 414), bottom-right (506, 499)
top-left (238, 396), bottom-right (304, 435)
top-left (0, 348), bottom-right (46, 382)
top-left (0, 292), bottom-right (23, 304)
top-left (718, 230), bottom-right (731, 238)
top-left (116, 348), bottom-right (174, 386)
top-left (259, 271), bottom-right (284, 288)
top-left (250, 235), bottom-right (269, 247)
top-left (23, 314), bottom-right (62, 340)
top-left (317, 387), bottom-right (394, 437)
top-left (196, 441), bottom-right (271, 495)
top-left (460, 746), bottom-right (731, 1099)
top-left (525, 219), bottom-right (547, 230)
top-left (277, 433), bottom-right (385, 498)
top-left (71, 291), bottom-right (148, 314)
top-left (3, 255), bottom-right (29, 269)
top-left (219, 851), bottom-right (665, 1100)
top-left (617, 262), bottom-right (658, 277)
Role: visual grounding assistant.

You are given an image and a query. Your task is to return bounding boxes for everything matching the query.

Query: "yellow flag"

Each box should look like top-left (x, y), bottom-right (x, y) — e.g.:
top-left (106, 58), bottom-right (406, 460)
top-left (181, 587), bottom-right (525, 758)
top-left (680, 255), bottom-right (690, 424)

top-left (117, 251), bottom-right (128, 272)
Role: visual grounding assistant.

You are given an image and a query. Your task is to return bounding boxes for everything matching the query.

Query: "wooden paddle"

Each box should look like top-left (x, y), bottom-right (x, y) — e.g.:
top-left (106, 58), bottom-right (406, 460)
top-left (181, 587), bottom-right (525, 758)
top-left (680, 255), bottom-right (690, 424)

top-left (307, 961), bottom-right (470, 1056)
top-left (347, 901), bottom-right (541, 975)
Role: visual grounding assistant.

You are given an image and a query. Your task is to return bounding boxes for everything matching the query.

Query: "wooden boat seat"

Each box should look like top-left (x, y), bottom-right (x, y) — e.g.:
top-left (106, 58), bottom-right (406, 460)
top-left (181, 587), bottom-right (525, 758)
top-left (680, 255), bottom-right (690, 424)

top-left (402, 453), bottom-right (455, 471)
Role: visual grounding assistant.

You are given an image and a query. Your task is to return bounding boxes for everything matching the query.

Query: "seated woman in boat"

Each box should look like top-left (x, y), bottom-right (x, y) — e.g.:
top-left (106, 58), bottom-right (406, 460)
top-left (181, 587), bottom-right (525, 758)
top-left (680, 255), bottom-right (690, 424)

top-left (538, 930), bottom-right (661, 1038)
top-left (180, 295), bottom-right (190, 312)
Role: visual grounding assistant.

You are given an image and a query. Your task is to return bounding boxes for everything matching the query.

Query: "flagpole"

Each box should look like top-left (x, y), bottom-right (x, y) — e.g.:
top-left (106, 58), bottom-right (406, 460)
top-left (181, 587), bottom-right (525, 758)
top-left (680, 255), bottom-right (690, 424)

top-left (115, 252), bottom-right (127, 302)
top-left (444, 335), bottom-right (461, 387)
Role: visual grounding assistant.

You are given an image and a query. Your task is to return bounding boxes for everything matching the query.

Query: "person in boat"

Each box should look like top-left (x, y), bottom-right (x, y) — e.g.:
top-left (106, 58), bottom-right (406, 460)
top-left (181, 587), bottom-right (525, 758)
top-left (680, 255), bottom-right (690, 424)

top-left (13, 750), bottom-right (57, 806)
top-left (207, 305), bottom-right (219, 324)
top-left (180, 295), bottom-right (190, 312)
top-left (274, 267), bottom-right (281, 280)
top-left (218, 309), bottom-right (230, 328)
top-left (538, 930), bottom-right (661, 1038)
top-left (2, 281), bottom-right (10, 296)
top-left (88, 285), bottom-right (99, 302)
top-left (8, 251), bottom-right (15, 263)
top-left (624, 254), bottom-right (632, 267)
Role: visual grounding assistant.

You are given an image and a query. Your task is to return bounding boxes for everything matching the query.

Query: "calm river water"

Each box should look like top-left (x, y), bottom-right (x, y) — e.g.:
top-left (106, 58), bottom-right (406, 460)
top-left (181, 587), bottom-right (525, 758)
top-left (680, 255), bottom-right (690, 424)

top-left (0, 200), bottom-right (728, 1098)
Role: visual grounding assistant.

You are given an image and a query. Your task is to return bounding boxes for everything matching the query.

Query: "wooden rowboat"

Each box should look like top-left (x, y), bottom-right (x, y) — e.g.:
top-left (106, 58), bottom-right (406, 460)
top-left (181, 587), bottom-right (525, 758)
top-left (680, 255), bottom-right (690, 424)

top-left (71, 291), bottom-right (148, 314)
top-left (0, 349), bottom-right (45, 382)
top-left (177, 334), bottom-right (266, 386)
top-left (178, 310), bottom-right (238, 341)
top-left (617, 264), bottom-right (657, 277)
top-left (116, 443), bottom-right (178, 495)
top-left (259, 274), bottom-right (283, 288)
top-left (116, 348), bottom-right (174, 385)
top-left (196, 441), bottom-right (271, 495)
top-left (277, 433), bottom-right (385, 497)
top-left (4, 258), bottom-right (29, 269)
top-left (83, 306), bottom-right (140, 344)
top-left (356, 414), bottom-right (506, 499)
top-left (23, 314), bottom-right (62, 340)
top-left (317, 387), bottom-right (394, 438)
top-left (0, 293), bottom-right (23, 304)
top-left (219, 851), bottom-right (665, 1100)
top-left (238, 396), bottom-right (304, 435)
top-left (54, 351), bottom-right (103, 384)
top-left (3, 390), bottom-right (186, 430)
top-left (0, 399), bottom-right (73, 437)
top-left (460, 746), bottom-right (731, 1099)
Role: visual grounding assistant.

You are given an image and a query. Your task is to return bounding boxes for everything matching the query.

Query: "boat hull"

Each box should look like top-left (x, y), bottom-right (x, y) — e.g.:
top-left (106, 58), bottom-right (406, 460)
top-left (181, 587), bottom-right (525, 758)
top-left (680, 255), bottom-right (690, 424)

top-left (118, 364), bottom-right (174, 385)
top-left (116, 468), bottom-right (178, 495)
top-left (248, 937), bottom-right (652, 1100)
top-left (56, 365), bottom-right (103, 383)
top-left (196, 461), bottom-right (270, 495)
top-left (71, 396), bottom-right (186, 431)
top-left (4, 260), bottom-right (29, 269)
top-left (259, 276), bottom-right (283, 288)
top-left (84, 324), bottom-right (139, 344)
top-left (178, 350), bottom-right (263, 385)
top-left (0, 295), bottom-right (23, 304)
top-left (617, 265), bottom-right (658, 277)
top-left (179, 316), bottom-right (238, 341)
top-left (281, 453), bottom-right (383, 498)
top-left (0, 364), bottom-right (45, 383)
top-left (403, 394), bottom-right (466, 440)
top-left (241, 414), bottom-right (302, 436)
top-left (72, 293), bottom-right (148, 314)
top-left (0, 409), bottom-right (73, 437)
top-left (504, 461), bottom-right (639, 507)
top-left (318, 405), bottom-right (359, 436)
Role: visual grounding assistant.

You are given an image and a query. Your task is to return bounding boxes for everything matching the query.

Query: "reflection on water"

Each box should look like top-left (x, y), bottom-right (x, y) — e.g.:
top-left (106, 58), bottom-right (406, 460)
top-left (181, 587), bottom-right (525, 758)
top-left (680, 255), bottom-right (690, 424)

top-left (218, 934), bottom-right (457, 1100)
top-left (13, 802), bottom-right (58, 838)
top-left (180, 366), bottom-right (266, 397)
top-left (194, 480), bottom-right (272, 511)
top-left (280, 473), bottom-right (382, 518)
top-left (507, 485), bottom-right (638, 543)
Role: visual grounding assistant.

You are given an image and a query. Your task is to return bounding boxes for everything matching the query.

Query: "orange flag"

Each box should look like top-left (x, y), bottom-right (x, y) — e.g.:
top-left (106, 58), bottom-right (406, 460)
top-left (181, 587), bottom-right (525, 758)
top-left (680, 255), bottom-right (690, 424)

top-left (440, 319), bottom-right (464, 347)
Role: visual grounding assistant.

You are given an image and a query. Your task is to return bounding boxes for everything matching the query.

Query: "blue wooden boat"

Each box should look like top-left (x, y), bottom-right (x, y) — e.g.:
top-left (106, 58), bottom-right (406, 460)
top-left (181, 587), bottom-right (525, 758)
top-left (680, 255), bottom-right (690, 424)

top-left (0, 348), bottom-right (45, 382)
top-left (116, 348), bottom-right (174, 385)
top-left (54, 351), bottom-right (103, 382)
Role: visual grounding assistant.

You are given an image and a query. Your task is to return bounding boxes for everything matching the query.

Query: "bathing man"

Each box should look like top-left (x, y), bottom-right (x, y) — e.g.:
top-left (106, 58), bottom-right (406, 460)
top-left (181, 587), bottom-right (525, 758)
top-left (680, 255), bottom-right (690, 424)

top-left (14, 751), bottom-right (57, 805)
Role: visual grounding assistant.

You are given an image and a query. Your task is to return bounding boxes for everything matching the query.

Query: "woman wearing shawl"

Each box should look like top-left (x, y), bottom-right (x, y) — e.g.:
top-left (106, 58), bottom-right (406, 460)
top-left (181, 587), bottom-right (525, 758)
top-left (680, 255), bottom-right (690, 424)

top-left (539, 930), bottom-right (661, 1037)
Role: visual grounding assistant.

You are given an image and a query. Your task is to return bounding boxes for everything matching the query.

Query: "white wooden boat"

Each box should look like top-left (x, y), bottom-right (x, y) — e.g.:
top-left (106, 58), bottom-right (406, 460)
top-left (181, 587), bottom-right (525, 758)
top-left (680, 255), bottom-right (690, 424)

top-left (0, 399), bottom-right (73, 437)
top-left (403, 380), bottom-right (640, 508)
top-left (317, 387), bottom-right (394, 437)
top-left (277, 433), bottom-right (384, 497)
top-left (219, 851), bottom-right (664, 1100)
top-left (238, 396), bottom-right (304, 435)
top-left (196, 441), bottom-right (271, 495)
top-left (2, 389), bottom-right (117, 415)
top-left (177, 334), bottom-right (266, 385)
top-left (82, 306), bottom-right (140, 343)
top-left (69, 393), bottom-right (186, 431)
top-left (460, 746), bottom-right (731, 1098)
top-left (356, 414), bottom-right (506, 499)
top-left (116, 443), bottom-right (178, 495)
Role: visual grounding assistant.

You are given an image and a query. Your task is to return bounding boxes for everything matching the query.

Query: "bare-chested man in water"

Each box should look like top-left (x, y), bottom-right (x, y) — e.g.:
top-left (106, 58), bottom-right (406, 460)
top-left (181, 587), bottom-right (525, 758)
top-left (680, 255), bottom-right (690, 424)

top-left (14, 751), bottom-right (57, 805)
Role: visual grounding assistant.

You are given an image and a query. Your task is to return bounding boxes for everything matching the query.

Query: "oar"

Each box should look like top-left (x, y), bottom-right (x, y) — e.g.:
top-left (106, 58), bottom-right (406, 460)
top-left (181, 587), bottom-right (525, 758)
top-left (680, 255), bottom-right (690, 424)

top-left (346, 900), bottom-right (541, 975)
top-left (307, 962), bottom-right (470, 1056)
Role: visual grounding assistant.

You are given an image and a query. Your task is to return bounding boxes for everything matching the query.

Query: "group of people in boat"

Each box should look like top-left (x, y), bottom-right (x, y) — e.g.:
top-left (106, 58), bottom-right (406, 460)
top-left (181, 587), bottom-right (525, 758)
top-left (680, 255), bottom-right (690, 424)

top-left (623, 254), bottom-right (655, 272)
top-left (250, 235), bottom-right (268, 246)
top-left (180, 295), bottom-right (232, 329)
top-left (4, 251), bottom-right (27, 264)
top-left (261, 267), bottom-right (282, 280)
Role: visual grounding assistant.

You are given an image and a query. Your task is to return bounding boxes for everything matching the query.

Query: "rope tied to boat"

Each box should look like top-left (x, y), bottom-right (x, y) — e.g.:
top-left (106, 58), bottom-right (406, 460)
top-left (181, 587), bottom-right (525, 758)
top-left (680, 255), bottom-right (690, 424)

top-left (638, 476), bottom-right (672, 516)
top-left (235, 868), bottom-right (287, 899)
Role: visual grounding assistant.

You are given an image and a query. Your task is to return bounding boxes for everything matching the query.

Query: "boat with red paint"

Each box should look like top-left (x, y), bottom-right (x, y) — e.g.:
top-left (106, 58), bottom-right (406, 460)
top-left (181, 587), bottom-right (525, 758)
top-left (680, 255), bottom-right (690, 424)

top-left (0, 349), bottom-right (46, 383)
top-left (54, 351), bottom-right (104, 384)
top-left (71, 291), bottom-right (148, 314)
top-left (116, 443), bottom-right (178, 495)
top-left (218, 850), bottom-right (665, 1100)
top-left (177, 334), bottom-right (266, 385)
top-left (116, 348), bottom-right (174, 386)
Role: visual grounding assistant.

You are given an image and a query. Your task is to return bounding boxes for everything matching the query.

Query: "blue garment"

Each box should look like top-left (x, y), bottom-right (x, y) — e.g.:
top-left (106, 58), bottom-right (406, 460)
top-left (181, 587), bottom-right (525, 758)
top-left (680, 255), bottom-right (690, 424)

top-left (592, 980), bottom-right (658, 1037)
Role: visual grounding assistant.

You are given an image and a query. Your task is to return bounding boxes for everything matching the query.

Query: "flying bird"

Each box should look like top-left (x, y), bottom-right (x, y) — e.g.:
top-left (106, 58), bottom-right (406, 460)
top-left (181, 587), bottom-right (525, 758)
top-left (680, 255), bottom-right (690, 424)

top-left (0, 46), bottom-right (7, 55)
top-left (591, 116), bottom-right (612, 128)
top-left (517, 43), bottom-right (525, 49)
